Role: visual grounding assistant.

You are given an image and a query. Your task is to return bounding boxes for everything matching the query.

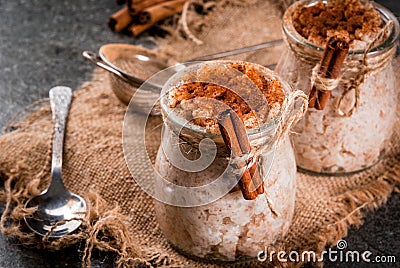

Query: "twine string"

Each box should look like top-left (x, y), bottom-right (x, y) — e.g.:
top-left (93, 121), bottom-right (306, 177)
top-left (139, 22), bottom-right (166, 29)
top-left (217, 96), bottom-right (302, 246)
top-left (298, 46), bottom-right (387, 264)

top-left (310, 62), bottom-right (342, 92)
top-left (276, 89), bottom-right (308, 142)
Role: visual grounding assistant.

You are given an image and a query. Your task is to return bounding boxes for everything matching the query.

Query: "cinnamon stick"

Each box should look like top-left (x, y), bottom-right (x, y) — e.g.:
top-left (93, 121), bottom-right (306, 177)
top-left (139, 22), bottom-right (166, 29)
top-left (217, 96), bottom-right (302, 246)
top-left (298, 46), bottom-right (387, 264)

top-left (108, 6), bottom-right (133, 32)
top-left (249, 161), bottom-right (264, 194)
top-left (308, 43), bottom-right (335, 108)
top-left (217, 109), bottom-right (259, 200)
top-left (308, 37), bottom-right (349, 110)
top-left (128, 0), bottom-right (186, 35)
top-left (128, 23), bottom-right (151, 36)
top-left (232, 110), bottom-right (264, 195)
top-left (229, 111), bottom-right (264, 195)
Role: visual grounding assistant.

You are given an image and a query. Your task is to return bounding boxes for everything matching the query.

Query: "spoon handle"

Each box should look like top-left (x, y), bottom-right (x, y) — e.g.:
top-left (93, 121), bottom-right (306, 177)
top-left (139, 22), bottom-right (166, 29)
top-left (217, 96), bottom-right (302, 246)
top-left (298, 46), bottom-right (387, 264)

top-left (49, 86), bottom-right (72, 189)
top-left (187, 39), bottom-right (284, 62)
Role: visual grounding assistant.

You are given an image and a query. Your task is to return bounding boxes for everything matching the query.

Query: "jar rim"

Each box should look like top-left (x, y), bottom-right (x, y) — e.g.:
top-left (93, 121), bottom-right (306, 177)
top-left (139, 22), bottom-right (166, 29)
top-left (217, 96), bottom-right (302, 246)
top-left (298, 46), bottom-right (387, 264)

top-left (159, 60), bottom-right (284, 140)
top-left (282, 0), bottom-right (400, 56)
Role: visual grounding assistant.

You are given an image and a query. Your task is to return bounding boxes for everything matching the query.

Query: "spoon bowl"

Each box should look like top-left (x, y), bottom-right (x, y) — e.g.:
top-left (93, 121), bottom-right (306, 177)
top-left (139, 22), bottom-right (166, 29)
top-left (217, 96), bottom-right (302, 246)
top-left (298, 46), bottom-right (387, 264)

top-left (24, 86), bottom-right (86, 238)
top-left (24, 191), bottom-right (86, 238)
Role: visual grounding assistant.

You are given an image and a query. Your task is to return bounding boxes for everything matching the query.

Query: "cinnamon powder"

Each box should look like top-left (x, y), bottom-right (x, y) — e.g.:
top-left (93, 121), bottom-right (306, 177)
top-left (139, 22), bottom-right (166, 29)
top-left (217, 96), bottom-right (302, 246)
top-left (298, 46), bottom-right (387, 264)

top-left (293, 0), bottom-right (382, 47)
top-left (169, 62), bottom-right (285, 131)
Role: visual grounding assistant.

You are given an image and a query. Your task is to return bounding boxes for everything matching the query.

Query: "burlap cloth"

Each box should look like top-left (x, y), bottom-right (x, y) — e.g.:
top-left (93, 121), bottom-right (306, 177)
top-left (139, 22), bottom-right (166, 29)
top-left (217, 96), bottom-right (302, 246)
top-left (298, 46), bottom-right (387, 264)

top-left (0, 1), bottom-right (399, 267)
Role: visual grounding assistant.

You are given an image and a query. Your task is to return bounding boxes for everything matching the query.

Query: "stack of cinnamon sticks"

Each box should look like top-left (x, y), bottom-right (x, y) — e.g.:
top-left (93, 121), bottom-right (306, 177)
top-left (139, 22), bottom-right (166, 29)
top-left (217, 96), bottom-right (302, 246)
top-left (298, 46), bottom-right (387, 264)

top-left (108, 0), bottom-right (187, 36)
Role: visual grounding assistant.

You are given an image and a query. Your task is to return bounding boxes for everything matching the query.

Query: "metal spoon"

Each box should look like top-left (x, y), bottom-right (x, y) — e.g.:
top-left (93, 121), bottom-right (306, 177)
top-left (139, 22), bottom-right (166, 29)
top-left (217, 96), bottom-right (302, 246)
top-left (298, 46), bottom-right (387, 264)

top-left (24, 86), bottom-right (86, 238)
top-left (82, 39), bottom-right (283, 90)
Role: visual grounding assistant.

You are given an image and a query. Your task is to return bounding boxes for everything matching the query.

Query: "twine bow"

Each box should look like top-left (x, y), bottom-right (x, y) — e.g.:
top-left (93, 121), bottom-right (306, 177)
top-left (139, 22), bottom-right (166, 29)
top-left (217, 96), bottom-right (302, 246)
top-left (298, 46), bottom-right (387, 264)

top-left (310, 63), bottom-right (342, 93)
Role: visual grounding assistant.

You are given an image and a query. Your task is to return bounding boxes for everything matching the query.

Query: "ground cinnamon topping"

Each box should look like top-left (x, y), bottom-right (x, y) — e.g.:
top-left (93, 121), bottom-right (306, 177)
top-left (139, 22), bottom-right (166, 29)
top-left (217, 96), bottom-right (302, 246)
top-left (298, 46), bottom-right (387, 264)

top-left (168, 63), bottom-right (285, 131)
top-left (293, 0), bottom-right (383, 48)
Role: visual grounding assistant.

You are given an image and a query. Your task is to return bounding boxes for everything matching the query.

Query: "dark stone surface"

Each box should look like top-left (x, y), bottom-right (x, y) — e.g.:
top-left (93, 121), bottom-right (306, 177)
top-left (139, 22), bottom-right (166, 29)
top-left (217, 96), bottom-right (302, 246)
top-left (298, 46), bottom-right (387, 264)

top-left (0, 0), bottom-right (399, 267)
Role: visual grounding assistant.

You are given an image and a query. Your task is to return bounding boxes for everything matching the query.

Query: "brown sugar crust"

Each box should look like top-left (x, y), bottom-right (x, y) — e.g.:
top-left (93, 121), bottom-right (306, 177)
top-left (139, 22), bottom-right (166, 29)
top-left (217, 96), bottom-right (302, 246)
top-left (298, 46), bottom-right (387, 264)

top-left (293, 0), bottom-right (382, 47)
top-left (169, 63), bottom-right (285, 130)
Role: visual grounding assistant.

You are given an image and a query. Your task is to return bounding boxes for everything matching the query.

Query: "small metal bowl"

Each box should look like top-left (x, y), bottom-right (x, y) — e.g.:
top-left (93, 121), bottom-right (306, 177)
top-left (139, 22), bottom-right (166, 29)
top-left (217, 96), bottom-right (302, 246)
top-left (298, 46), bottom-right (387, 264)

top-left (100, 44), bottom-right (177, 105)
top-left (83, 44), bottom-right (178, 114)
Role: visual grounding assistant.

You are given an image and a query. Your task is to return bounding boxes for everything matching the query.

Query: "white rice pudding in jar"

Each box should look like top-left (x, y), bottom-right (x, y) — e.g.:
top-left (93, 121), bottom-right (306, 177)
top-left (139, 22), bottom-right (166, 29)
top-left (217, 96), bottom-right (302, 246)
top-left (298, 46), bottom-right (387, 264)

top-left (154, 61), bottom-right (303, 261)
top-left (276, 0), bottom-right (399, 174)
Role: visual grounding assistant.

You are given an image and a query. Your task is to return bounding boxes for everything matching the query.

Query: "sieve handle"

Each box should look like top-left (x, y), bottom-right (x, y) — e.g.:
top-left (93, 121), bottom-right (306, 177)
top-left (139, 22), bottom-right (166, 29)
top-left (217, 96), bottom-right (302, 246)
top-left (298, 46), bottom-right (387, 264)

top-left (82, 50), bottom-right (145, 88)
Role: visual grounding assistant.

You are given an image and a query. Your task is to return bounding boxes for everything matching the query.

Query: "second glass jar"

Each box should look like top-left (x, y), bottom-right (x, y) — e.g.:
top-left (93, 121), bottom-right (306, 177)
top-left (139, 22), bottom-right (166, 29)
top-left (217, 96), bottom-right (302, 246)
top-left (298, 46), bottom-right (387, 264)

top-left (276, 0), bottom-right (399, 174)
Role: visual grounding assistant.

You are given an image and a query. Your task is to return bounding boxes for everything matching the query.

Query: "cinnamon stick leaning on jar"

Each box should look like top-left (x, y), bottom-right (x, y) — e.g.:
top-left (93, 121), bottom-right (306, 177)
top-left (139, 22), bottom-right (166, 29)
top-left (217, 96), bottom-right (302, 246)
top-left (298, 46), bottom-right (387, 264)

top-left (308, 37), bottom-right (349, 110)
top-left (217, 109), bottom-right (264, 200)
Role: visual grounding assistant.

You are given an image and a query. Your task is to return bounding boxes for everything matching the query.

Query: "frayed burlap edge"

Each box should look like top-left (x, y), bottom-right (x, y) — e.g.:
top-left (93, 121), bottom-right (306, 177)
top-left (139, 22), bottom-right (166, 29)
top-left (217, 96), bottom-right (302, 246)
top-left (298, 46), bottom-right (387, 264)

top-left (0, 72), bottom-right (150, 268)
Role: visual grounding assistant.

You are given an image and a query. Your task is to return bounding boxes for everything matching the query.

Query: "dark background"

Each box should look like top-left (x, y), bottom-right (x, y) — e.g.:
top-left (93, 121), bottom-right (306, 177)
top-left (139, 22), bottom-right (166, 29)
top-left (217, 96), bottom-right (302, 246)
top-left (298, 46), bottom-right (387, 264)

top-left (0, 0), bottom-right (399, 267)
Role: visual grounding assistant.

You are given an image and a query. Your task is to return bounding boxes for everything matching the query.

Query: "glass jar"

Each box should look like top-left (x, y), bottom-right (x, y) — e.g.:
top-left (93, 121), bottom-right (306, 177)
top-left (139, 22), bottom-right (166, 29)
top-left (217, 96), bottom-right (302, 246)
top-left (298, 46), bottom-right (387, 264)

top-left (275, 0), bottom-right (399, 174)
top-left (153, 61), bottom-right (307, 261)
